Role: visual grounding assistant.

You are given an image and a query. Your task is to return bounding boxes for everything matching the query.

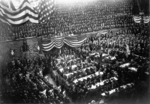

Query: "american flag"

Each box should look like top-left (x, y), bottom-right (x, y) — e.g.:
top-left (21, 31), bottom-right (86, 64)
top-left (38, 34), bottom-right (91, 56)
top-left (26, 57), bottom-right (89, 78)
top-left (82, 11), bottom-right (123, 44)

top-left (143, 16), bottom-right (150, 24)
top-left (42, 35), bottom-right (87, 51)
top-left (0, 0), bottom-right (54, 25)
top-left (133, 16), bottom-right (141, 23)
top-left (37, 0), bottom-right (55, 23)
top-left (0, 0), bottom-right (39, 25)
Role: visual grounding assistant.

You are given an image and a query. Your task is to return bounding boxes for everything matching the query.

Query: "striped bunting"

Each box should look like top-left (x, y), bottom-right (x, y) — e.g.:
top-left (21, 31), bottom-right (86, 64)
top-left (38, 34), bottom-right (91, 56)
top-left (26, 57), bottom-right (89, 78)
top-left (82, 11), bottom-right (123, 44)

top-left (64, 35), bottom-right (87, 47)
top-left (133, 16), bottom-right (141, 23)
top-left (0, 10), bottom-right (10, 25)
top-left (0, 0), bottom-right (39, 25)
top-left (42, 36), bottom-right (65, 51)
top-left (42, 35), bottom-right (87, 51)
top-left (143, 16), bottom-right (150, 23)
top-left (133, 15), bottom-right (150, 24)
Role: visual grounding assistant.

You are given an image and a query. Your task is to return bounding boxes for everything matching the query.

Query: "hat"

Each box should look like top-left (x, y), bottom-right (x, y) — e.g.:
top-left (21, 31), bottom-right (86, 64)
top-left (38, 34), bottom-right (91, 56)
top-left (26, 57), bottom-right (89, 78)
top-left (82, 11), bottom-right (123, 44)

top-left (99, 99), bottom-right (104, 104)
top-left (91, 100), bottom-right (95, 103)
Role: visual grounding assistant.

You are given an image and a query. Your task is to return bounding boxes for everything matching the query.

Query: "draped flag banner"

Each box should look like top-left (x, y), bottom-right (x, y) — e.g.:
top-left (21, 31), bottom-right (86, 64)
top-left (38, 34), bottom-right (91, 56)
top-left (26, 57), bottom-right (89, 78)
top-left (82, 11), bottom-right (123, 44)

top-left (133, 15), bottom-right (150, 24)
top-left (133, 16), bottom-right (141, 23)
top-left (143, 16), bottom-right (150, 24)
top-left (41, 35), bottom-right (87, 51)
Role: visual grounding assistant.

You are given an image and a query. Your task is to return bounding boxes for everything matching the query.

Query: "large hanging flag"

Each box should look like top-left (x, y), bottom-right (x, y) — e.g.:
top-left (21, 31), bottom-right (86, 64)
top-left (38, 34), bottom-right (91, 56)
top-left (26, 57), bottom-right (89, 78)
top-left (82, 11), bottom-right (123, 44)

top-left (0, 0), bottom-right (55, 25)
top-left (42, 35), bottom-right (87, 52)
top-left (0, 0), bottom-right (39, 25)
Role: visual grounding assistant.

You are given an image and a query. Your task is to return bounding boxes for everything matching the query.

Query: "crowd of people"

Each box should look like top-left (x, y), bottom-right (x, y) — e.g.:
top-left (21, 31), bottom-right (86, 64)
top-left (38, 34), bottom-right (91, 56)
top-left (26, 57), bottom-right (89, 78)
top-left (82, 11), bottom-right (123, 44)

top-left (0, 0), bottom-right (135, 41)
top-left (1, 29), bottom-right (149, 103)
top-left (0, 0), bottom-right (149, 104)
top-left (0, 56), bottom-right (71, 104)
top-left (51, 28), bottom-right (149, 103)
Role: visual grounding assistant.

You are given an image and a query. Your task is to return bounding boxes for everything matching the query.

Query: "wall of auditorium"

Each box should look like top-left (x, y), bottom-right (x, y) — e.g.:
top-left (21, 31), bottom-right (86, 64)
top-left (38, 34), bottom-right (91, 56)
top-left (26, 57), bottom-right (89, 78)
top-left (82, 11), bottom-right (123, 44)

top-left (0, 38), bottom-right (39, 68)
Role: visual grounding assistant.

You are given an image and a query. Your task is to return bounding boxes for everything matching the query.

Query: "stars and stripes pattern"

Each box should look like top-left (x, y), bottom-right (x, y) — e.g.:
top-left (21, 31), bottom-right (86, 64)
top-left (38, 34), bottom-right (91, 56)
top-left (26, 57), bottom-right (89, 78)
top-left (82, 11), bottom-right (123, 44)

top-left (37, 0), bottom-right (55, 23)
top-left (0, 0), bottom-right (55, 25)
top-left (42, 35), bottom-right (87, 51)
top-left (0, 0), bottom-right (39, 25)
